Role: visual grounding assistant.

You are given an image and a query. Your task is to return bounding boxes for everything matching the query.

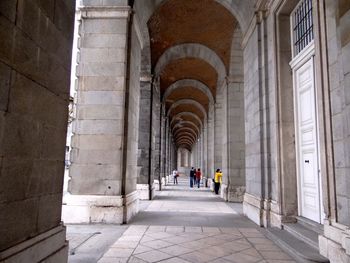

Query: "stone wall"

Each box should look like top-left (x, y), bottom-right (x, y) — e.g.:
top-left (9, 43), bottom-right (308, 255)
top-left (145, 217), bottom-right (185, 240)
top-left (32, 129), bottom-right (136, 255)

top-left (124, 16), bottom-right (142, 219)
top-left (243, 25), bottom-right (262, 199)
top-left (151, 83), bottom-right (161, 187)
top-left (0, 0), bottom-right (74, 261)
top-left (137, 80), bottom-right (152, 185)
top-left (327, 0), bottom-right (350, 227)
top-left (221, 26), bottom-right (245, 202)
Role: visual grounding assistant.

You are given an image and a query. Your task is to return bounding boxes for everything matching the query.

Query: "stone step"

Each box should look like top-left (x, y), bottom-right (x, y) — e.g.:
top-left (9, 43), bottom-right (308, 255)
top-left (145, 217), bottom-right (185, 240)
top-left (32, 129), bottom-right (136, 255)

top-left (296, 216), bottom-right (324, 235)
top-left (265, 228), bottom-right (329, 263)
top-left (283, 222), bottom-right (319, 250)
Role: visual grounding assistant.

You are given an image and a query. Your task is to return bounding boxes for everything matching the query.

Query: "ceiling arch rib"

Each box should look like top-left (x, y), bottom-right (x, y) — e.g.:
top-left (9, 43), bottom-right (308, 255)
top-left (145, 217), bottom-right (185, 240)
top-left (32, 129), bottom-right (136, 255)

top-left (177, 138), bottom-right (194, 146)
top-left (154, 44), bottom-right (226, 88)
top-left (176, 135), bottom-right (196, 145)
top-left (176, 139), bottom-right (194, 147)
top-left (167, 99), bottom-right (207, 120)
top-left (175, 132), bottom-right (196, 143)
top-left (160, 58), bottom-right (218, 99)
top-left (145, 0), bottom-right (249, 35)
top-left (171, 112), bottom-right (203, 129)
top-left (174, 129), bottom-right (197, 141)
top-left (163, 79), bottom-right (214, 104)
top-left (172, 121), bottom-right (200, 136)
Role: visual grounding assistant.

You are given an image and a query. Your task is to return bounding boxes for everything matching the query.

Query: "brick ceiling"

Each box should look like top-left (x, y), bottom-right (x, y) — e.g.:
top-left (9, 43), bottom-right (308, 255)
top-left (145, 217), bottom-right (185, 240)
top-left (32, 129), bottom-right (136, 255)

top-left (148, 0), bottom-right (236, 149)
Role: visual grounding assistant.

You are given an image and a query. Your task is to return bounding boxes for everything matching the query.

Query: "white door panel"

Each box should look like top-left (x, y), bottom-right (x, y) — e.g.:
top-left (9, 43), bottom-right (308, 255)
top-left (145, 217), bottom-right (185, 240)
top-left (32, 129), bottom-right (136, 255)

top-left (294, 57), bottom-right (321, 223)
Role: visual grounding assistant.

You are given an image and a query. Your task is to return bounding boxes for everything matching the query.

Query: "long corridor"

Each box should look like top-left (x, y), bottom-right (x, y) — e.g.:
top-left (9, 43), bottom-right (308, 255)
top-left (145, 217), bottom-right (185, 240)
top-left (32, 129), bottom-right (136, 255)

top-left (93, 177), bottom-right (296, 263)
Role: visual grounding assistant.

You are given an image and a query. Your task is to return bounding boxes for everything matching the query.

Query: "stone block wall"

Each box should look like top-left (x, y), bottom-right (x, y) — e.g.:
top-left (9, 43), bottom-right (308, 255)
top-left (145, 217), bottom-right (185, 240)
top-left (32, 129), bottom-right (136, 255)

top-left (243, 25), bottom-right (262, 198)
top-left (137, 81), bottom-right (152, 184)
top-left (63, 2), bottom-right (141, 224)
top-left (125, 19), bottom-right (141, 195)
top-left (326, 0), bottom-right (350, 227)
top-left (0, 0), bottom-right (74, 260)
top-left (221, 26), bottom-right (245, 202)
top-left (69, 10), bottom-right (129, 196)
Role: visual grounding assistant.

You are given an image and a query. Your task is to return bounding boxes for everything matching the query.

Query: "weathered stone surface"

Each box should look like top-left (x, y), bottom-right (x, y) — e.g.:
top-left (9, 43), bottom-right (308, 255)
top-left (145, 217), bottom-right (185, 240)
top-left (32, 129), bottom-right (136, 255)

top-left (0, 0), bottom-right (73, 258)
top-left (0, 61), bottom-right (11, 111)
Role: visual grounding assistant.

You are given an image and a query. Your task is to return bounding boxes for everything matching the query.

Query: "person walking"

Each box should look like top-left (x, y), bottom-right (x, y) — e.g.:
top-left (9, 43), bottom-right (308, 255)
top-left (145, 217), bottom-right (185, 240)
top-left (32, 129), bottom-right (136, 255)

top-left (214, 168), bottom-right (222, 194)
top-left (173, 169), bottom-right (178, 185)
top-left (189, 167), bottom-right (195, 188)
top-left (196, 168), bottom-right (201, 188)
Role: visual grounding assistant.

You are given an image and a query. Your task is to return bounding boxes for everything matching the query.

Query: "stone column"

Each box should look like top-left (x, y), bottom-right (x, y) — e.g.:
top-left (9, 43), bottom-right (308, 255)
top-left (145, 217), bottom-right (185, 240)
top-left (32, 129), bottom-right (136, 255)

top-left (203, 125), bottom-right (208, 184)
top-left (63, 3), bottom-right (139, 224)
top-left (214, 93), bottom-right (224, 171)
top-left (167, 120), bottom-right (171, 175)
top-left (159, 108), bottom-right (167, 185)
top-left (242, 11), bottom-right (267, 226)
top-left (208, 104), bottom-right (215, 178)
top-left (221, 76), bottom-right (245, 202)
top-left (136, 74), bottom-right (154, 200)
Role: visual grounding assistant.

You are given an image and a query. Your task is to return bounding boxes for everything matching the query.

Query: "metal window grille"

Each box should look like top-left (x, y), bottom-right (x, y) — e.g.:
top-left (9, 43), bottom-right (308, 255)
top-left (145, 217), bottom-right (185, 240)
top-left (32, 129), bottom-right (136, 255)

top-left (292, 0), bottom-right (314, 56)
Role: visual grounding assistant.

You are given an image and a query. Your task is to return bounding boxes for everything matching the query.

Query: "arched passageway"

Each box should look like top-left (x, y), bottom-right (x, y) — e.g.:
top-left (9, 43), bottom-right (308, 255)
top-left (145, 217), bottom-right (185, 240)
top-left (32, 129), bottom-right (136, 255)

top-left (1, 0), bottom-right (350, 262)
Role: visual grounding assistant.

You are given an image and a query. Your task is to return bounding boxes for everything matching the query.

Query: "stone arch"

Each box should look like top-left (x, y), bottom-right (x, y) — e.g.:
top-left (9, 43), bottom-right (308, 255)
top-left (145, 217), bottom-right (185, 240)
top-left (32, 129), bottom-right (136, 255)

top-left (163, 79), bottom-right (215, 104)
top-left (170, 112), bottom-right (203, 129)
top-left (172, 121), bottom-right (200, 136)
top-left (167, 99), bottom-right (207, 120)
top-left (154, 44), bottom-right (226, 87)
top-left (174, 128), bottom-right (197, 141)
top-left (144, 0), bottom-right (254, 36)
top-left (177, 139), bottom-right (195, 148)
top-left (177, 138), bottom-right (194, 145)
top-left (177, 137), bottom-right (195, 146)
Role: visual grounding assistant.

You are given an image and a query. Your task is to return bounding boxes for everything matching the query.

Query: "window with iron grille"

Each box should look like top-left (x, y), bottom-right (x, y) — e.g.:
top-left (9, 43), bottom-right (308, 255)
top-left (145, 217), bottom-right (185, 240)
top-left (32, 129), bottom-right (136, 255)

top-left (291, 0), bottom-right (314, 56)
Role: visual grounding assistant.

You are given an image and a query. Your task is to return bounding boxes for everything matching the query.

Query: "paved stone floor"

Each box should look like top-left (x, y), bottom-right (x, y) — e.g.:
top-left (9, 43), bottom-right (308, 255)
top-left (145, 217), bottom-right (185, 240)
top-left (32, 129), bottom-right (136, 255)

top-left (93, 177), bottom-right (297, 263)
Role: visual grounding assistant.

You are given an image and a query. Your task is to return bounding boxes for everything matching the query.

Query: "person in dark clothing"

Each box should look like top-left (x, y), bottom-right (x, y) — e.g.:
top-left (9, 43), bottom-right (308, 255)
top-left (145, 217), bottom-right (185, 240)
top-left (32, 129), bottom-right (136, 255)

top-left (196, 168), bottom-right (201, 188)
top-left (189, 167), bottom-right (195, 187)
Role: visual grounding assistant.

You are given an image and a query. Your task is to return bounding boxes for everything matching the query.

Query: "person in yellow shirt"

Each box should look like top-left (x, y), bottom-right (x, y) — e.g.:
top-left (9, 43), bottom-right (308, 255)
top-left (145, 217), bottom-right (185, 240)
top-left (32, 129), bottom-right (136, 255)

top-left (214, 168), bottom-right (222, 195)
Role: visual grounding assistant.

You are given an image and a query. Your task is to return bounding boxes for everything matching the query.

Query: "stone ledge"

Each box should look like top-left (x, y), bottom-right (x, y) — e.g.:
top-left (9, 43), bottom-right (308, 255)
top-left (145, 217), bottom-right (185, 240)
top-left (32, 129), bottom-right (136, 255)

top-left (243, 194), bottom-right (263, 226)
top-left (79, 6), bottom-right (131, 19)
top-left (0, 225), bottom-right (68, 263)
top-left (221, 184), bottom-right (245, 202)
top-left (62, 192), bottom-right (139, 224)
top-left (137, 184), bottom-right (154, 200)
top-left (321, 220), bottom-right (350, 258)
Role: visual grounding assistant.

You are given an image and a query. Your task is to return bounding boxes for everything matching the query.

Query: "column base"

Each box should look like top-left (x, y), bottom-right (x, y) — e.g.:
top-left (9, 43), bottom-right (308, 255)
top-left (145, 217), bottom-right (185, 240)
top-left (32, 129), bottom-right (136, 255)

top-left (62, 191), bottom-right (139, 224)
top-left (153, 178), bottom-right (165, 190)
top-left (319, 220), bottom-right (350, 263)
top-left (0, 225), bottom-right (68, 263)
top-left (243, 193), bottom-right (287, 228)
top-left (137, 184), bottom-right (154, 200)
top-left (221, 184), bottom-right (245, 202)
top-left (243, 193), bottom-right (264, 226)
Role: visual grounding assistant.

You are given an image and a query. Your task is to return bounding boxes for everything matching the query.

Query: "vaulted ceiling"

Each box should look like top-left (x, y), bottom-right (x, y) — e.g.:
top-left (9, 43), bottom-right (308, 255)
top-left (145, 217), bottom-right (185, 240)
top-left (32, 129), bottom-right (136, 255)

top-left (148, 0), bottom-right (237, 150)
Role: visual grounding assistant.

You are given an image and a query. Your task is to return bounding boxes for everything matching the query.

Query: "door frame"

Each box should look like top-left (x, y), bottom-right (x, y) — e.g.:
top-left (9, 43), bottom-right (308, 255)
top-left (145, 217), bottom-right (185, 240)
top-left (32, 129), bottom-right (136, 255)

top-left (290, 42), bottom-right (323, 223)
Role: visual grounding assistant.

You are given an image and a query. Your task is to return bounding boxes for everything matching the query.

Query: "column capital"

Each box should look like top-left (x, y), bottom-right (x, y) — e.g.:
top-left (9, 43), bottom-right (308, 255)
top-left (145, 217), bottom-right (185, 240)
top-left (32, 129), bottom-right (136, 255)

top-left (226, 75), bottom-right (244, 84)
top-left (140, 72), bottom-right (153, 83)
top-left (79, 5), bottom-right (131, 19)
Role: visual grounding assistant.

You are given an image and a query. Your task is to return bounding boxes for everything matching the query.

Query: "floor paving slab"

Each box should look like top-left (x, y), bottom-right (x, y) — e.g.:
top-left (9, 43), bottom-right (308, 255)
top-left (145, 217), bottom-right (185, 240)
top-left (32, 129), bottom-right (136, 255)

top-left (68, 177), bottom-right (296, 263)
